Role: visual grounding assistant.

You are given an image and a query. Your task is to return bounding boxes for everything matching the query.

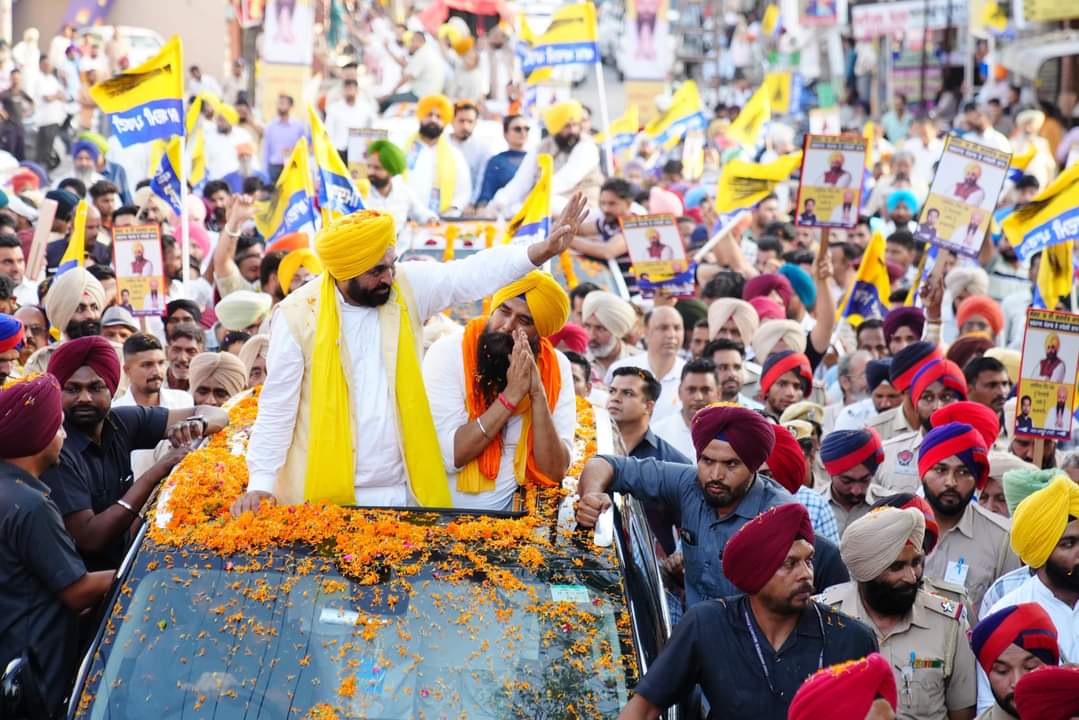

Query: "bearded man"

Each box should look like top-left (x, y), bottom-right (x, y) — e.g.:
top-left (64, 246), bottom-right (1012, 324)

top-left (423, 272), bottom-right (576, 510)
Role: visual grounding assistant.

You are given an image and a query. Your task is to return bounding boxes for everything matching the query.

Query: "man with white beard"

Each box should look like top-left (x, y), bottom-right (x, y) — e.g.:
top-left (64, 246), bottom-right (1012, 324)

top-left (69, 141), bottom-right (107, 188)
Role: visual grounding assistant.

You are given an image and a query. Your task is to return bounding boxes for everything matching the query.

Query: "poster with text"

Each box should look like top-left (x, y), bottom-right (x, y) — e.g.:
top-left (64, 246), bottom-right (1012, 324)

top-left (260, 0), bottom-right (315, 66)
top-left (1014, 309), bottom-right (1079, 440)
top-left (794, 135), bottom-right (868, 229)
top-left (914, 135), bottom-right (1010, 258)
top-left (113, 225), bottom-right (166, 317)
top-left (347, 128), bottom-right (389, 181)
top-left (621, 214), bottom-right (694, 297)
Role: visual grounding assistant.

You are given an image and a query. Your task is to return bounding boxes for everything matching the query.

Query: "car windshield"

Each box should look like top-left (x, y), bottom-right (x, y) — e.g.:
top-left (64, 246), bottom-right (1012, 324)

top-left (81, 542), bottom-right (632, 719)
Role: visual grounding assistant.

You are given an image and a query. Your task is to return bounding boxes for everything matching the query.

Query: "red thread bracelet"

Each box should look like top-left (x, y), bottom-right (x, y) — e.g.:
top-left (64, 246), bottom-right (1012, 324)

top-left (497, 393), bottom-right (517, 412)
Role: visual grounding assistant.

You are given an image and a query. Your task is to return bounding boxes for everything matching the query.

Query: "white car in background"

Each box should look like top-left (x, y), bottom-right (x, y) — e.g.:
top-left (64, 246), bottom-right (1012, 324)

top-left (77, 25), bottom-right (165, 68)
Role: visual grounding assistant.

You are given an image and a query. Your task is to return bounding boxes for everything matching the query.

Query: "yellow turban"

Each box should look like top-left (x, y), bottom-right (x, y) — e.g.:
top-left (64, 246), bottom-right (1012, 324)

top-left (964, 162), bottom-right (982, 178)
top-left (416, 94), bottom-right (453, 125)
top-left (452, 36), bottom-right (474, 55)
top-left (490, 271), bottom-right (569, 337)
top-left (707, 298), bottom-right (759, 342)
top-left (544, 101), bottom-right (584, 135)
top-left (1045, 333), bottom-right (1060, 352)
top-left (188, 351), bottom-right (248, 399)
top-left (277, 248), bottom-right (323, 296)
top-left (218, 104), bottom-right (239, 126)
top-left (581, 290), bottom-right (636, 338)
top-left (1011, 476), bottom-right (1079, 568)
top-left (841, 508), bottom-right (926, 582)
top-left (45, 268), bottom-right (106, 341)
top-left (828, 151), bottom-right (844, 163)
top-left (316, 210), bottom-right (394, 280)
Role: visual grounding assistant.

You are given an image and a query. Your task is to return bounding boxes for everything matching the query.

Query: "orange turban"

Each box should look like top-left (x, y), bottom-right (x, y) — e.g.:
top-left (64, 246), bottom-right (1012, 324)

top-left (417, 95), bottom-right (453, 125)
top-left (956, 295), bottom-right (1004, 337)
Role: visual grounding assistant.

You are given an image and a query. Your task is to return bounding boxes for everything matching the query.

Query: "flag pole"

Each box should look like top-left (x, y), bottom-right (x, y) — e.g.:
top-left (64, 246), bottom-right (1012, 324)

top-left (593, 60), bottom-right (615, 176)
top-left (179, 132), bottom-right (190, 298)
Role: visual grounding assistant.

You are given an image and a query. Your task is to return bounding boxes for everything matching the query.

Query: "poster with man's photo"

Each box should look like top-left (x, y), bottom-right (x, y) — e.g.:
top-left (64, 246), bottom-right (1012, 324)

top-left (113, 225), bottom-right (166, 317)
top-left (1014, 309), bottom-right (1079, 440)
top-left (621, 214), bottom-right (694, 298)
top-left (347, 128), bottom-right (389, 181)
top-left (914, 135), bottom-right (1011, 258)
top-left (793, 135), bottom-right (868, 229)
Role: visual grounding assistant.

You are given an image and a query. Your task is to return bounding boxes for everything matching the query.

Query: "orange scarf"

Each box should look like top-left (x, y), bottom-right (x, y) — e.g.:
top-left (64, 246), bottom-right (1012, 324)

top-left (460, 317), bottom-right (562, 492)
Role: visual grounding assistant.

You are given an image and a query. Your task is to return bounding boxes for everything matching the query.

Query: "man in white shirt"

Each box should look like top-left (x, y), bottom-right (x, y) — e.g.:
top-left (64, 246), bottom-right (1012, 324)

top-left (423, 272), bottom-right (577, 510)
top-left (0, 236), bottom-right (38, 307)
top-left (113, 333), bottom-right (194, 410)
top-left (963, 102), bottom-right (1012, 154)
top-left (204, 107), bottom-right (255, 183)
top-left (33, 56), bottom-right (67, 167)
top-left (902, 117), bottom-right (945, 179)
top-left (652, 358), bottom-right (719, 460)
top-left (324, 78), bottom-right (378, 158)
top-left (447, 100), bottom-right (497, 203)
top-left (404, 95), bottom-right (472, 216)
top-left (379, 31), bottom-right (445, 109)
top-left (364, 139), bottom-right (437, 237)
top-left (231, 194), bottom-right (588, 514)
top-left (605, 306), bottom-right (685, 422)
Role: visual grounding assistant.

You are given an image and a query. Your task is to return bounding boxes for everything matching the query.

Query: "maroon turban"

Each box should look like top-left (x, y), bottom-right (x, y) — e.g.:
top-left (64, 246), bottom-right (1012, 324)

top-left (723, 503), bottom-right (814, 594)
top-left (1014, 667), bottom-right (1079, 720)
top-left (932, 401), bottom-right (999, 448)
top-left (690, 404), bottom-right (776, 471)
top-left (743, 273), bottom-right (793, 309)
top-left (48, 336), bottom-right (121, 395)
top-left (0, 374), bottom-right (63, 459)
top-left (882, 306), bottom-right (925, 344)
top-left (764, 424), bottom-right (806, 494)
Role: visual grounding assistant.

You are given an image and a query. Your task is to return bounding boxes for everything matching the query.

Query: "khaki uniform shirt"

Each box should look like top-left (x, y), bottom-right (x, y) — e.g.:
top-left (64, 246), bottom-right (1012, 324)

top-left (924, 502), bottom-right (1021, 612)
top-left (976, 705), bottom-right (1018, 720)
top-left (877, 430), bottom-right (924, 494)
top-left (865, 405), bottom-right (918, 443)
top-left (819, 484), bottom-right (872, 538)
top-left (819, 583), bottom-right (977, 720)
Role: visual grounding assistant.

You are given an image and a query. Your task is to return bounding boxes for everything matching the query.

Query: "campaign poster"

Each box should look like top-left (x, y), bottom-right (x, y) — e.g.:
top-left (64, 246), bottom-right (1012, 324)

top-left (800, 0), bottom-right (841, 27)
top-left (1014, 309), bottom-right (1079, 440)
top-left (621, 214), bottom-right (694, 298)
top-left (794, 135), bottom-right (868, 229)
top-left (621, 0), bottom-right (673, 81)
top-left (260, 0), bottom-right (315, 66)
top-left (914, 135), bottom-right (1010, 258)
top-left (113, 225), bottom-right (166, 317)
top-left (347, 128), bottom-right (389, 181)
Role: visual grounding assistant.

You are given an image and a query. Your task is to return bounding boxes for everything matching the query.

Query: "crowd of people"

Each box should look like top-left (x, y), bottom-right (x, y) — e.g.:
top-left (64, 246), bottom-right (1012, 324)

top-left (1, 7), bottom-right (1079, 720)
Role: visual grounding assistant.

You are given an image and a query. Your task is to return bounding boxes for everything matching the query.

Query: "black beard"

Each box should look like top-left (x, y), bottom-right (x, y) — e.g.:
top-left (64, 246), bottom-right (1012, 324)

top-left (345, 277), bottom-right (391, 307)
top-left (920, 416), bottom-right (934, 433)
top-left (554, 133), bottom-right (579, 152)
top-left (923, 481), bottom-right (974, 518)
top-left (68, 403), bottom-right (108, 432)
top-left (1044, 554), bottom-right (1079, 593)
top-left (862, 576), bottom-right (921, 616)
top-left (66, 319), bottom-right (101, 339)
top-left (369, 174), bottom-right (390, 190)
top-left (992, 689), bottom-right (1018, 718)
top-left (419, 122), bottom-right (443, 140)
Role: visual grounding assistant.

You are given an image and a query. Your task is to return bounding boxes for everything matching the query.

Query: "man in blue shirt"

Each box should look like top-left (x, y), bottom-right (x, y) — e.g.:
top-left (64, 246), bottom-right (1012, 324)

top-left (576, 404), bottom-right (848, 606)
top-left (474, 114), bottom-right (529, 209)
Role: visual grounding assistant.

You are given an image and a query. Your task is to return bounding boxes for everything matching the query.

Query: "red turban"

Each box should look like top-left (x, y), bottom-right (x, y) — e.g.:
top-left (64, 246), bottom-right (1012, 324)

top-left (549, 323), bottom-right (588, 354)
top-left (749, 296), bottom-right (785, 322)
top-left (970, 603), bottom-right (1059, 675)
top-left (820, 428), bottom-right (883, 477)
top-left (918, 422), bottom-right (989, 489)
top-left (788, 653), bottom-right (898, 720)
top-left (761, 350), bottom-right (812, 397)
top-left (0, 374), bottom-right (63, 459)
top-left (764, 424), bottom-right (806, 494)
top-left (722, 503), bottom-right (813, 594)
top-left (932, 401), bottom-right (999, 448)
top-left (1014, 666), bottom-right (1079, 720)
top-left (956, 295), bottom-right (1004, 336)
top-left (744, 273), bottom-right (793, 308)
top-left (889, 341), bottom-right (942, 392)
top-left (690, 404), bottom-right (775, 471)
top-left (910, 358), bottom-right (967, 406)
top-left (47, 336), bottom-right (121, 396)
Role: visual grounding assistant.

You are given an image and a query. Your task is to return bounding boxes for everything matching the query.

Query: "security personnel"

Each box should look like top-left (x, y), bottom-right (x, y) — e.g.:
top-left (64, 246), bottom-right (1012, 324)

top-left (620, 504), bottom-right (878, 720)
top-left (876, 359), bottom-right (968, 493)
top-left (865, 341), bottom-right (940, 443)
top-left (821, 507), bottom-right (977, 720)
top-left (917, 421), bottom-right (1020, 609)
top-left (779, 401), bottom-right (828, 490)
top-left (818, 428), bottom-right (884, 537)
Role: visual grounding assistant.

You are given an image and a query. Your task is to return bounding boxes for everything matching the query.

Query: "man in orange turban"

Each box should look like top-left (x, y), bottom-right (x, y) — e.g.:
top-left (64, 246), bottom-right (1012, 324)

top-left (233, 198), bottom-right (589, 515)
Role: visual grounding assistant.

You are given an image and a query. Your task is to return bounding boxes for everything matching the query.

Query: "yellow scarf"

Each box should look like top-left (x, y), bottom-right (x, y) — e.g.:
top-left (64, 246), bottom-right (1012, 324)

top-left (307, 211), bottom-right (450, 507)
top-left (407, 133), bottom-right (456, 213)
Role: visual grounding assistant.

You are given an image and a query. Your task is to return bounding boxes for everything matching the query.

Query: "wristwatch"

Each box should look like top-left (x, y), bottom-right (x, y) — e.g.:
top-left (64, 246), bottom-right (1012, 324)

top-left (188, 415), bottom-right (209, 433)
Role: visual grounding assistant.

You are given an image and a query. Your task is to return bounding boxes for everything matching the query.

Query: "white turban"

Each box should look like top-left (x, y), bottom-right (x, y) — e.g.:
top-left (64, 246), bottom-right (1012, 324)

top-left (751, 319), bottom-right (805, 361)
top-left (581, 291), bottom-right (636, 338)
top-left (188, 351), bottom-right (248, 399)
top-left (45, 268), bottom-right (106, 339)
top-left (841, 508), bottom-right (926, 582)
top-left (237, 334), bottom-right (269, 377)
top-left (944, 267), bottom-right (989, 300)
top-left (988, 449), bottom-right (1037, 481)
top-left (215, 290), bottom-right (273, 331)
top-left (707, 298), bottom-right (759, 342)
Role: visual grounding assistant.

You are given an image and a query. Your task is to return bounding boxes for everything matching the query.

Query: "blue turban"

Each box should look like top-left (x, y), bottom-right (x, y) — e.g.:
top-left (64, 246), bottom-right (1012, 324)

top-left (684, 186), bottom-right (708, 209)
top-left (970, 603), bottom-right (1058, 674)
top-left (71, 139), bottom-right (100, 161)
top-left (779, 263), bottom-right (816, 307)
top-left (821, 429), bottom-right (884, 477)
top-left (0, 314), bottom-right (24, 352)
top-left (886, 188), bottom-right (920, 216)
top-left (866, 357), bottom-right (892, 391)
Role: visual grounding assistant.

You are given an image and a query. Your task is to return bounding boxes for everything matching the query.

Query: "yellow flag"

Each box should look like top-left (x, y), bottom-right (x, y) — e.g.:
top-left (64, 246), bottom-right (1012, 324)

top-left (762, 4), bottom-right (781, 35)
top-left (837, 230), bottom-right (891, 324)
top-left (715, 152), bottom-right (803, 214)
top-left (57, 200), bottom-right (88, 275)
top-left (1037, 241), bottom-right (1074, 310)
top-left (644, 81), bottom-right (706, 148)
top-left (764, 72), bottom-right (791, 114)
top-left (504, 154), bottom-right (552, 244)
top-left (255, 137), bottom-right (318, 244)
top-left (726, 83), bottom-right (770, 148)
top-left (595, 105), bottom-right (639, 153)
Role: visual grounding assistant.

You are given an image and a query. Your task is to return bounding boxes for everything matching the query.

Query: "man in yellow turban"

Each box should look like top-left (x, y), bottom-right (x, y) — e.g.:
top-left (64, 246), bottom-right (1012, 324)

top-left (403, 94), bottom-right (472, 216)
top-left (488, 100), bottom-right (603, 216)
top-left (422, 271), bottom-right (576, 510)
top-left (232, 197), bottom-right (588, 514)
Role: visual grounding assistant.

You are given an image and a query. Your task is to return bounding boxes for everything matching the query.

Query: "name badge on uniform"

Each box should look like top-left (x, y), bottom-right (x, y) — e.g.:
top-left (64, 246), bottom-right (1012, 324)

top-left (944, 557), bottom-right (968, 585)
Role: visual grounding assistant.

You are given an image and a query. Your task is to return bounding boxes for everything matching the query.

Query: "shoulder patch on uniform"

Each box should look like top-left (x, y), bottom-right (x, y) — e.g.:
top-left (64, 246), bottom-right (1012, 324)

top-left (922, 592), bottom-right (963, 621)
top-left (897, 449), bottom-right (914, 466)
top-left (814, 582), bottom-right (852, 607)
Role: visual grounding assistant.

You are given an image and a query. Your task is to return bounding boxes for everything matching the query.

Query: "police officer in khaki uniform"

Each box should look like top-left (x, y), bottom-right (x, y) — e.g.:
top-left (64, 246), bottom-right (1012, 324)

top-left (818, 427), bottom-right (884, 538)
top-left (865, 341), bottom-right (941, 443)
top-left (916, 418), bottom-right (1021, 612)
top-left (780, 401), bottom-right (828, 490)
top-left (822, 507), bottom-right (977, 720)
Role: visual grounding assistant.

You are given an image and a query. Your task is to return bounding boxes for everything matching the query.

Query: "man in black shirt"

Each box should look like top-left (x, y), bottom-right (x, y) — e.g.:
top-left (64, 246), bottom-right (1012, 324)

top-left (0, 375), bottom-right (115, 716)
top-left (41, 336), bottom-right (229, 570)
top-left (618, 503), bottom-right (877, 719)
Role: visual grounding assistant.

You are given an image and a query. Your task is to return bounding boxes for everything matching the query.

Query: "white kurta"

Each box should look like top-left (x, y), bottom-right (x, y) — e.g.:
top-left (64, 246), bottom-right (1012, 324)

top-left (423, 335), bottom-right (577, 511)
top-left (246, 245), bottom-right (537, 505)
top-left (405, 140), bottom-right (472, 216)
